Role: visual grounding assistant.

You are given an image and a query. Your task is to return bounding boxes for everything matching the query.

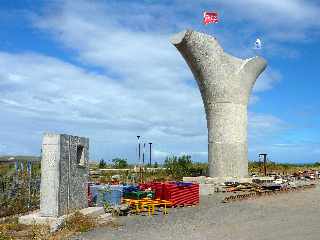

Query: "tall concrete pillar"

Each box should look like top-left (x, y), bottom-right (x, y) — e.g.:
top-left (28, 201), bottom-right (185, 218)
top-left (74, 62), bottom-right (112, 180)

top-left (171, 30), bottom-right (267, 178)
top-left (40, 133), bottom-right (89, 217)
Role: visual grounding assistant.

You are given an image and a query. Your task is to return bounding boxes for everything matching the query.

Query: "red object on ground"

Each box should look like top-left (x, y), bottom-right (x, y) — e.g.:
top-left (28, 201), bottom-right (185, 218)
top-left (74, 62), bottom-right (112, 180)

top-left (139, 182), bottom-right (164, 199)
top-left (163, 183), bottom-right (199, 206)
top-left (87, 183), bottom-right (93, 207)
top-left (203, 11), bottom-right (219, 25)
top-left (139, 182), bottom-right (199, 206)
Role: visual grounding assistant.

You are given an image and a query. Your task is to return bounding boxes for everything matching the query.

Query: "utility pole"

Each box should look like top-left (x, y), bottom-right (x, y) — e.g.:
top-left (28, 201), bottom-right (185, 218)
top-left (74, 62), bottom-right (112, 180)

top-left (259, 153), bottom-right (268, 176)
top-left (142, 142), bottom-right (146, 182)
top-left (149, 142), bottom-right (152, 166)
top-left (142, 143), bottom-right (145, 165)
top-left (137, 136), bottom-right (141, 182)
top-left (137, 136), bottom-right (141, 162)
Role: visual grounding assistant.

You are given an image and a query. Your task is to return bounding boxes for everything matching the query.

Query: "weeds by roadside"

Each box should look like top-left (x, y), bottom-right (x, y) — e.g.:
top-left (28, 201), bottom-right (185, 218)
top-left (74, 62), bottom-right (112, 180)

top-left (0, 212), bottom-right (119, 240)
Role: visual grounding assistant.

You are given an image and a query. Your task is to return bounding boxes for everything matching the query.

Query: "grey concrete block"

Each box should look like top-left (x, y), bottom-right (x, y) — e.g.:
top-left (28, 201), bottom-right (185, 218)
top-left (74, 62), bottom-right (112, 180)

top-left (40, 133), bottom-right (89, 217)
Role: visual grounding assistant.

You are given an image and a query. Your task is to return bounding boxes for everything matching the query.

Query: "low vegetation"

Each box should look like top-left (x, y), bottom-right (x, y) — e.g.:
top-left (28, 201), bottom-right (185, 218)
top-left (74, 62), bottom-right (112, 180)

top-left (164, 155), bottom-right (207, 180)
top-left (98, 158), bottom-right (129, 169)
top-left (91, 156), bottom-right (320, 183)
top-left (1, 173), bottom-right (40, 218)
top-left (249, 161), bottom-right (320, 175)
top-left (0, 212), bottom-right (119, 240)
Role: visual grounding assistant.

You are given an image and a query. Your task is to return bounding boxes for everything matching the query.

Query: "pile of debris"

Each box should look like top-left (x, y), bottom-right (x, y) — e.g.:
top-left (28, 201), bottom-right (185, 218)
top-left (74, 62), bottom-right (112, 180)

top-left (182, 175), bottom-right (318, 203)
top-left (88, 181), bottom-right (200, 216)
top-left (222, 178), bottom-right (317, 203)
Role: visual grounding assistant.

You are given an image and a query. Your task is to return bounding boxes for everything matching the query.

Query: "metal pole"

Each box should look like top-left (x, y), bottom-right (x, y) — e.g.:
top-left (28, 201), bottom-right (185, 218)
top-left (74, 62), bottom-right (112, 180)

top-left (142, 142), bottom-right (146, 182)
top-left (149, 143), bottom-right (152, 166)
top-left (142, 143), bottom-right (145, 165)
top-left (28, 161), bottom-right (31, 210)
top-left (137, 136), bottom-right (141, 162)
top-left (259, 153), bottom-right (267, 176)
top-left (264, 156), bottom-right (267, 176)
top-left (137, 136), bottom-right (141, 182)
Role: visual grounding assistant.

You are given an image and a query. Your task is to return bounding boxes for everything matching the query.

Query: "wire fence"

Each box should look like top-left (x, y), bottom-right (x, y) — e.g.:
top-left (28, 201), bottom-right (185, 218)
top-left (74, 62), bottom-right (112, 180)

top-left (0, 173), bottom-right (41, 218)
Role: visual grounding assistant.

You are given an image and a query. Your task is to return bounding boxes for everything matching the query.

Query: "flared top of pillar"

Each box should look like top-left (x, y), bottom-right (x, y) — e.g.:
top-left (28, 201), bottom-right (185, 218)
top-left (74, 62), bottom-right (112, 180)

top-left (171, 29), bottom-right (267, 106)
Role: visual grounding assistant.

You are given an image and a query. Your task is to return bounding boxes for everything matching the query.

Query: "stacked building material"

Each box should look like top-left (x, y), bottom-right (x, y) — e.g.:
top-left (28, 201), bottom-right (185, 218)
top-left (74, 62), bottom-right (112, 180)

top-left (139, 182), bottom-right (163, 199)
top-left (139, 182), bottom-right (199, 206)
top-left (163, 182), bottom-right (199, 206)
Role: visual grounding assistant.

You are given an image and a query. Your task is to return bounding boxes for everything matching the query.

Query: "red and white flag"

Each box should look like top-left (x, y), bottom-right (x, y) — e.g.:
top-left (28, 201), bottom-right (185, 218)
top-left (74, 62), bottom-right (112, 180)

top-left (203, 11), bottom-right (218, 25)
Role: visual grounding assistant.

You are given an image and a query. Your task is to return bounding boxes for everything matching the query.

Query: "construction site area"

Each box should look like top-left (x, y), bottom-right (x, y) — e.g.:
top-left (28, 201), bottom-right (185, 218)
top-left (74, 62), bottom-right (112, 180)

top-left (80, 184), bottom-right (320, 240)
top-left (1, 2), bottom-right (320, 239)
top-left (1, 148), bottom-right (319, 239)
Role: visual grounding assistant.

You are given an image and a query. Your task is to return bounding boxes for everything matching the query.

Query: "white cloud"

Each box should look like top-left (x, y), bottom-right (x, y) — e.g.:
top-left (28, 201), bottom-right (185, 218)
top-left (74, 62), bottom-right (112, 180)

top-left (0, 50), bottom-right (207, 160)
top-left (215, 0), bottom-right (320, 41)
top-left (249, 95), bottom-right (260, 105)
top-left (153, 149), bottom-right (170, 159)
top-left (253, 68), bottom-right (282, 92)
top-left (32, 0), bottom-right (190, 88)
top-left (189, 0), bottom-right (320, 59)
top-left (248, 112), bottom-right (288, 140)
top-left (1, 0), bottom-right (307, 163)
top-left (0, 144), bottom-right (7, 154)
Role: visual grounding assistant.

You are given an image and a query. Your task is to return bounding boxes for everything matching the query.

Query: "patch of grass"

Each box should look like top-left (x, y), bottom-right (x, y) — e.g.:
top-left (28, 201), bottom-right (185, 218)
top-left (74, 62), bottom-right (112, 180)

top-left (0, 211), bottom-right (118, 240)
top-left (0, 232), bottom-right (12, 240)
top-left (30, 224), bottom-right (50, 240)
top-left (64, 211), bottom-right (96, 233)
top-left (0, 217), bottom-right (31, 240)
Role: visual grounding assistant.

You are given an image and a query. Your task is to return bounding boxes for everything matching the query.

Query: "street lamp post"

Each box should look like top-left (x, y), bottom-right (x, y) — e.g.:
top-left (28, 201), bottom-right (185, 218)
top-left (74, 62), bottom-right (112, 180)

top-left (137, 136), bottom-right (141, 182)
top-left (137, 136), bottom-right (141, 163)
top-left (142, 143), bottom-right (146, 165)
top-left (149, 142), bottom-right (152, 166)
top-left (259, 153), bottom-right (268, 176)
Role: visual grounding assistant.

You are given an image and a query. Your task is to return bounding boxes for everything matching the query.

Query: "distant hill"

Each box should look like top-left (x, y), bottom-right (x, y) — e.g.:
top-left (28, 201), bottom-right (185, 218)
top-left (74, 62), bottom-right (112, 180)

top-left (0, 155), bottom-right (40, 163)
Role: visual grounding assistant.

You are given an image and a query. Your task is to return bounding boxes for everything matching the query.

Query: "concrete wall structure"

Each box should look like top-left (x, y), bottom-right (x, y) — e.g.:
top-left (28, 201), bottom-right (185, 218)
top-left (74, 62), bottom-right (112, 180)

top-left (40, 133), bottom-right (89, 217)
top-left (171, 30), bottom-right (267, 179)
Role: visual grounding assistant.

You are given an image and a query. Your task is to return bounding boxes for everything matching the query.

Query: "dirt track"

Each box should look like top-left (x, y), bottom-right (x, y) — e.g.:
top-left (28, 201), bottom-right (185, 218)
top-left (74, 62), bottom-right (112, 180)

top-left (75, 186), bottom-right (320, 240)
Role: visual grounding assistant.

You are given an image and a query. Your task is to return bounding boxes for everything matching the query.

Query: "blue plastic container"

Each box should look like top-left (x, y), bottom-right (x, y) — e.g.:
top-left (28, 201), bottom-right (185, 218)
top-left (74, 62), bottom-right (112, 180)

top-left (90, 184), bottom-right (123, 206)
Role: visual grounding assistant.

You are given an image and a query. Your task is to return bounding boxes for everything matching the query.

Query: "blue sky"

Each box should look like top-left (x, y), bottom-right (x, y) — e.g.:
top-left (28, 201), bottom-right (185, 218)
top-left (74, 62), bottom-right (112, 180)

top-left (0, 0), bottom-right (319, 164)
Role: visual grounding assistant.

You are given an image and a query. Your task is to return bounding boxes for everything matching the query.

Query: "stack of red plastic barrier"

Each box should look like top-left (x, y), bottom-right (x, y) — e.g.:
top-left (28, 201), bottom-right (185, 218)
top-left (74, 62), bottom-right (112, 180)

top-left (163, 182), bottom-right (199, 206)
top-left (139, 182), bottom-right (164, 199)
top-left (139, 182), bottom-right (199, 206)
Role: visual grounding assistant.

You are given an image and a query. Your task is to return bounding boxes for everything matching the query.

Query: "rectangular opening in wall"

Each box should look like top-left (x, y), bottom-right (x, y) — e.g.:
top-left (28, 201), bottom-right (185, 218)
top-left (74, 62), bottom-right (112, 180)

top-left (76, 145), bottom-right (85, 166)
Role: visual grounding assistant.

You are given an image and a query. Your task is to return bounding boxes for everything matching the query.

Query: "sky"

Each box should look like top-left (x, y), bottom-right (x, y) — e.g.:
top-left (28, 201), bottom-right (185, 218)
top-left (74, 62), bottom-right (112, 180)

top-left (0, 0), bottom-right (319, 164)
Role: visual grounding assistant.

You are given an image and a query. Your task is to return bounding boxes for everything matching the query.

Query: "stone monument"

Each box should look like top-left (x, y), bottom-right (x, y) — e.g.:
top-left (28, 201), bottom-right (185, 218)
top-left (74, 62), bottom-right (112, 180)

top-left (40, 133), bottom-right (89, 217)
top-left (19, 133), bottom-right (104, 230)
top-left (171, 30), bottom-right (267, 179)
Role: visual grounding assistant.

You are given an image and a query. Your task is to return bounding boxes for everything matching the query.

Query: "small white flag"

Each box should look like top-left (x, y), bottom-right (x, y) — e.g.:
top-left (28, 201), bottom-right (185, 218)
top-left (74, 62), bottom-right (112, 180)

top-left (254, 38), bottom-right (262, 49)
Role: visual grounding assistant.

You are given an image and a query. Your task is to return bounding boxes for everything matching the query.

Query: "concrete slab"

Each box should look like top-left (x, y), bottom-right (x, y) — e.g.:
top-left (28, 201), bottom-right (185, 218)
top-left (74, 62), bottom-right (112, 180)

top-left (19, 212), bottom-right (60, 225)
top-left (79, 207), bottom-right (105, 218)
top-left (19, 207), bottom-right (105, 232)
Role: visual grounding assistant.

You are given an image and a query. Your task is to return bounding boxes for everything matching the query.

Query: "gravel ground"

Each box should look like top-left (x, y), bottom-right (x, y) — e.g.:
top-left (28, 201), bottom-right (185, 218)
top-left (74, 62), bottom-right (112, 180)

top-left (75, 186), bottom-right (320, 240)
